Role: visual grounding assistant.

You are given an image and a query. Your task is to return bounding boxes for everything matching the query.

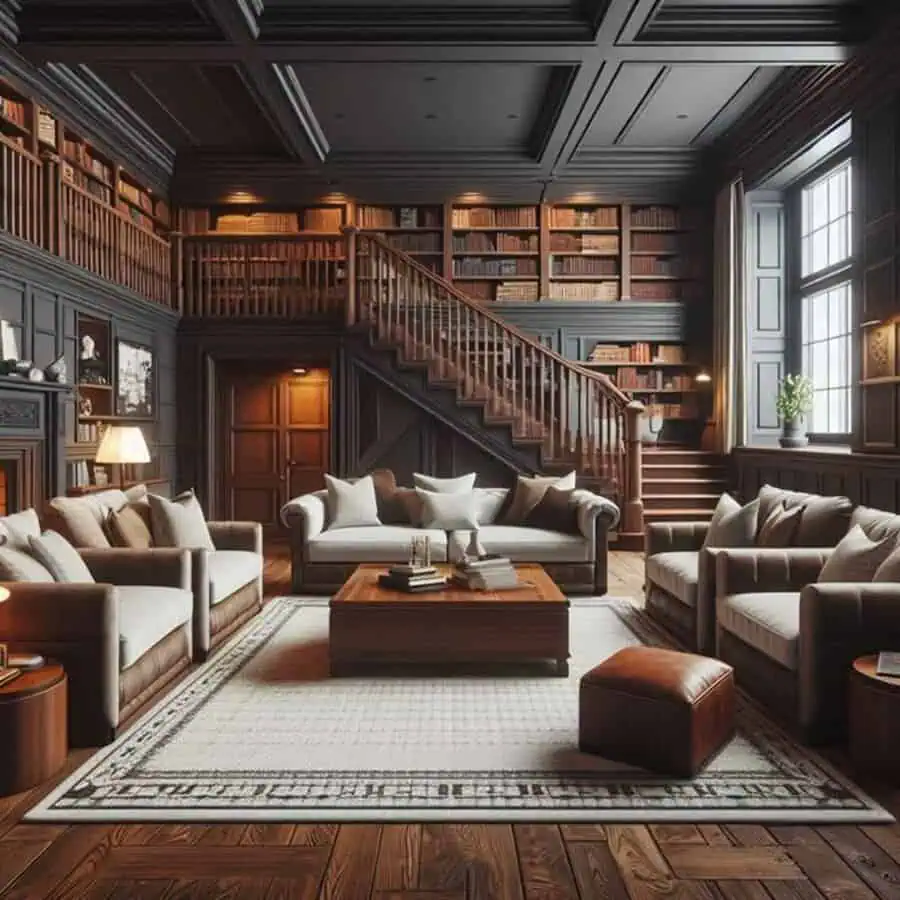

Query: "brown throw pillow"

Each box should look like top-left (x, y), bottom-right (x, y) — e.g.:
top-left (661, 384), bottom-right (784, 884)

top-left (794, 495), bottom-right (853, 547)
top-left (498, 472), bottom-right (576, 525)
top-left (396, 488), bottom-right (425, 527)
top-left (525, 487), bottom-right (580, 534)
top-left (107, 504), bottom-right (154, 549)
top-left (370, 469), bottom-right (409, 525)
top-left (756, 503), bottom-right (803, 547)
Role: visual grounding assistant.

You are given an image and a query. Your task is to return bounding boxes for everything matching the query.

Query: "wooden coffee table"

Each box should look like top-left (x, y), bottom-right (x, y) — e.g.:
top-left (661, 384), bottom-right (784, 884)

top-left (330, 563), bottom-right (570, 676)
top-left (849, 654), bottom-right (900, 785)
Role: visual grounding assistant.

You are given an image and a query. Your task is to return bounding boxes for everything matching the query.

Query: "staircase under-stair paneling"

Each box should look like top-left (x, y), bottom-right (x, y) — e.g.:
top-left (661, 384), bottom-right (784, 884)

top-left (642, 447), bottom-right (727, 525)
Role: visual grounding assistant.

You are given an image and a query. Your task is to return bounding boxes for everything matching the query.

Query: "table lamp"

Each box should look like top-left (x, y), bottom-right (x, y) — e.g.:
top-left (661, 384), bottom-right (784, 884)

top-left (95, 425), bottom-right (151, 489)
top-left (0, 585), bottom-right (9, 668)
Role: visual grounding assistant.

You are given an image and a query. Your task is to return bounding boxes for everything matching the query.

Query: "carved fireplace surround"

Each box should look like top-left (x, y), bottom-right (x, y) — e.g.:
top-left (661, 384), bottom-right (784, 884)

top-left (0, 377), bottom-right (69, 515)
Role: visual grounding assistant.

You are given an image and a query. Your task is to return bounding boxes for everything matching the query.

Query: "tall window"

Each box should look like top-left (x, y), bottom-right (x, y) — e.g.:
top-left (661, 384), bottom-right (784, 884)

top-left (798, 159), bottom-right (853, 435)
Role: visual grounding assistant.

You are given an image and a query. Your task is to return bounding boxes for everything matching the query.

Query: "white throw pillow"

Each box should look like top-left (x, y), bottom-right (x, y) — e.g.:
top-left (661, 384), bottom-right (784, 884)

top-left (325, 474), bottom-right (381, 530)
top-left (703, 494), bottom-right (760, 549)
top-left (416, 489), bottom-right (480, 530)
top-left (148, 491), bottom-right (216, 550)
top-left (474, 488), bottom-right (508, 525)
top-left (413, 473), bottom-right (477, 494)
top-left (28, 530), bottom-right (95, 583)
top-left (0, 508), bottom-right (42, 550)
top-left (817, 524), bottom-right (896, 583)
top-left (0, 547), bottom-right (55, 582)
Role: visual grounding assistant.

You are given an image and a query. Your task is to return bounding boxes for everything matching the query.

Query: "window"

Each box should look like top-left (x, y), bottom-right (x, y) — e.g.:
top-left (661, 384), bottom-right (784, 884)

top-left (797, 159), bottom-right (853, 435)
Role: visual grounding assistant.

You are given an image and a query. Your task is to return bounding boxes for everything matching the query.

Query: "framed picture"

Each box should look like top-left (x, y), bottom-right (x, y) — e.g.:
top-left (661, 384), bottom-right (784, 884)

top-left (115, 340), bottom-right (154, 418)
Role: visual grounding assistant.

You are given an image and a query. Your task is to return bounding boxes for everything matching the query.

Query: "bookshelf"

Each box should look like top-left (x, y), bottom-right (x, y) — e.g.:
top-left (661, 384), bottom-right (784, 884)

top-left (61, 127), bottom-right (115, 205)
top-left (547, 205), bottom-right (621, 302)
top-left (628, 205), bottom-right (696, 302)
top-left (356, 205), bottom-right (444, 275)
top-left (0, 79), bottom-right (59, 154)
top-left (117, 169), bottom-right (170, 236)
top-left (451, 204), bottom-right (540, 302)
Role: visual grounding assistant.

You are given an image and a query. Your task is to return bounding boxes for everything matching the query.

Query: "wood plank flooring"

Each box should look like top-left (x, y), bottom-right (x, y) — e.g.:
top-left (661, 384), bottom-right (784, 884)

top-left (1, 545), bottom-right (899, 900)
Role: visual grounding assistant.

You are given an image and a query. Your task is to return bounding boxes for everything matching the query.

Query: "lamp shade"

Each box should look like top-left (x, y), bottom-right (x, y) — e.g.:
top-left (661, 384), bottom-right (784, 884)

top-left (0, 586), bottom-right (8, 604)
top-left (95, 425), bottom-right (151, 465)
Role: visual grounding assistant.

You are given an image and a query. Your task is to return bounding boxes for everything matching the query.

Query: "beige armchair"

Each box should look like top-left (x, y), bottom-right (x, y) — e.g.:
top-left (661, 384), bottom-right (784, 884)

top-left (0, 546), bottom-right (193, 746)
top-left (715, 547), bottom-right (900, 744)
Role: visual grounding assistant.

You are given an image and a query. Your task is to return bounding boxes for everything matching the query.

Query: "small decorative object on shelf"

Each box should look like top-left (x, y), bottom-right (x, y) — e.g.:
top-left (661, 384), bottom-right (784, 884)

top-left (78, 393), bottom-right (93, 416)
top-left (44, 354), bottom-right (67, 383)
top-left (79, 333), bottom-right (107, 385)
top-left (409, 534), bottom-right (432, 568)
top-left (776, 374), bottom-right (815, 448)
top-left (27, 367), bottom-right (45, 382)
top-left (0, 320), bottom-right (18, 362)
top-left (466, 528), bottom-right (487, 561)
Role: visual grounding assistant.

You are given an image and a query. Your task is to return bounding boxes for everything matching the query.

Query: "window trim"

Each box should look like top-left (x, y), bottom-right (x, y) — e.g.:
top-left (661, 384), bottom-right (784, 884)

top-left (787, 150), bottom-right (855, 444)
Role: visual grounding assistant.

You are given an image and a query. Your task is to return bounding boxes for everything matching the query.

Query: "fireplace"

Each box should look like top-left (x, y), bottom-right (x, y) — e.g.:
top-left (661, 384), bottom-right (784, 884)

top-left (0, 378), bottom-right (69, 514)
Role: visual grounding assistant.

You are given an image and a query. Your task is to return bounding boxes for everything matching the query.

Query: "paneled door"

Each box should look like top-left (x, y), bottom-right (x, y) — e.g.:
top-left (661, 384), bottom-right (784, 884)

top-left (221, 367), bottom-right (330, 531)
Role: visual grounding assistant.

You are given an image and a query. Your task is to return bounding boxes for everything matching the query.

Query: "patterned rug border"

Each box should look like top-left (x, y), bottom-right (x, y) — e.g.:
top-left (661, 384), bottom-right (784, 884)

top-left (26, 596), bottom-right (894, 824)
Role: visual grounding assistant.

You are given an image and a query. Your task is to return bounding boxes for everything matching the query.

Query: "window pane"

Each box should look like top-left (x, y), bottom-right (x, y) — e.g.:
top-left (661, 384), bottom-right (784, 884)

top-left (801, 236), bottom-right (812, 277)
top-left (828, 170), bottom-right (846, 216)
top-left (801, 160), bottom-right (853, 277)
top-left (812, 228), bottom-right (829, 272)
top-left (828, 218), bottom-right (847, 265)
top-left (812, 182), bottom-right (829, 229)
top-left (811, 391), bottom-right (828, 432)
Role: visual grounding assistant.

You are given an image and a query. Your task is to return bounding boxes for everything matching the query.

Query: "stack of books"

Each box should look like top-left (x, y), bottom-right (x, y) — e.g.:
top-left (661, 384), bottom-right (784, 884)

top-left (452, 556), bottom-right (519, 591)
top-left (378, 564), bottom-right (448, 593)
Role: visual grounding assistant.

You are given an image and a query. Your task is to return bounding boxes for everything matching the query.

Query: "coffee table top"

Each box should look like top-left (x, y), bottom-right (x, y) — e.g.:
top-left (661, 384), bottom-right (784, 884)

top-left (853, 655), bottom-right (900, 691)
top-left (333, 564), bottom-right (567, 606)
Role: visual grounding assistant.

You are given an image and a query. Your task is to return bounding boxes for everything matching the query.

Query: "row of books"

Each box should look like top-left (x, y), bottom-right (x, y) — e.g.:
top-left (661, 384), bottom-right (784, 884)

top-left (588, 342), bottom-right (685, 364)
top-left (377, 556), bottom-right (519, 593)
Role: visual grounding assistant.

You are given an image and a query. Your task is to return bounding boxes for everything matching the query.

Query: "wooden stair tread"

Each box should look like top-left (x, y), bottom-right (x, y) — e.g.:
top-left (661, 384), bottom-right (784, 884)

top-left (643, 477), bottom-right (726, 484)
top-left (642, 492), bottom-right (721, 499)
top-left (644, 508), bottom-right (716, 517)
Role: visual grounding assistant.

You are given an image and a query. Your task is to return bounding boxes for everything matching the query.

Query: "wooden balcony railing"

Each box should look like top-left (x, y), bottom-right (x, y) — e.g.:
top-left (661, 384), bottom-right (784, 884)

top-left (0, 149), bottom-right (173, 309)
top-left (0, 135), bottom-right (43, 247)
top-left (179, 234), bottom-right (346, 317)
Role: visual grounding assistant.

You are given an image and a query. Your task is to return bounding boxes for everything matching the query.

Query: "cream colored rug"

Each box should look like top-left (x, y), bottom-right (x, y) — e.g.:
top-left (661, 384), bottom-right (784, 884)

top-left (27, 597), bottom-right (892, 822)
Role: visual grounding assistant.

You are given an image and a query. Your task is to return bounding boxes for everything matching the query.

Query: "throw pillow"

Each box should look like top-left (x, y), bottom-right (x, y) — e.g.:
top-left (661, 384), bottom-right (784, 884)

top-left (703, 494), bottom-right (760, 549)
top-left (498, 471), bottom-right (576, 525)
top-left (107, 504), bottom-right (154, 549)
top-left (416, 489), bottom-right (480, 530)
top-left (0, 508), bottom-right (42, 550)
top-left (873, 542), bottom-right (900, 582)
top-left (525, 486), bottom-right (580, 534)
top-left (794, 495), bottom-right (853, 547)
top-left (325, 474), bottom-right (381, 530)
top-left (474, 488), bottom-right (508, 525)
top-left (28, 530), bottom-right (95, 583)
top-left (0, 547), bottom-right (55, 582)
top-left (396, 488), bottom-right (425, 527)
top-left (370, 469), bottom-right (409, 525)
top-left (148, 490), bottom-right (216, 550)
top-left (819, 524), bottom-right (896, 583)
top-left (412, 473), bottom-right (477, 494)
top-left (756, 502), bottom-right (804, 547)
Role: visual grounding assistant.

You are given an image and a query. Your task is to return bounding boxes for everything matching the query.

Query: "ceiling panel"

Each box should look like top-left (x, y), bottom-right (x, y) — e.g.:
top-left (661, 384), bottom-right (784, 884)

top-left (290, 62), bottom-right (563, 153)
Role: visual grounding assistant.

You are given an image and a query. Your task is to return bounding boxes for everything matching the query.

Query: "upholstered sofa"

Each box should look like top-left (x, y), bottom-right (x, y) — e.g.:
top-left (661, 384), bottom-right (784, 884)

top-left (715, 503), bottom-right (900, 744)
top-left (645, 485), bottom-right (852, 654)
top-left (0, 508), bottom-right (193, 746)
top-left (281, 484), bottom-right (620, 595)
top-left (45, 486), bottom-right (264, 661)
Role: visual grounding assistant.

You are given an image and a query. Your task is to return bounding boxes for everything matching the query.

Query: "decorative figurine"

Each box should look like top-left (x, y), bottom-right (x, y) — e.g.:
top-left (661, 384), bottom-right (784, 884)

top-left (466, 528), bottom-right (487, 561)
top-left (44, 354), bottom-right (67, 383)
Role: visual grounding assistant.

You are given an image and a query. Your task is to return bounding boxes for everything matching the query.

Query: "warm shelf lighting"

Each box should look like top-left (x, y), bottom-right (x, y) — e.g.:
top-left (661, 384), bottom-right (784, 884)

top-left (457, 192), bottom-right (486, 204)
top-left (695, 370), bottom-right (712, 383)
top-left (224, 191), bottom-right (260, 204)
top-left (292, 367), bottom-right (309, 376)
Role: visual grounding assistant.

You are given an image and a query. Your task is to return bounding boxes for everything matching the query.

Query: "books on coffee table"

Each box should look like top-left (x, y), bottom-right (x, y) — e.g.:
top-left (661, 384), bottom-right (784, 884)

top-left (378, 565), bottom-right (448, 593)
top-left (876, 652), bottom-right (900, 677)
top-left (453, 556), bottom-right (519, 591)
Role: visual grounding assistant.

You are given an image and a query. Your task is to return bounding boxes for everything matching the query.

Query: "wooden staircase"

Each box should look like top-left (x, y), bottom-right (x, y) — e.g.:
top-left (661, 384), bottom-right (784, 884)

top-left (641, 447), bottom-right (727, 525)
top-left (348, 229), bottom-right (646, 532)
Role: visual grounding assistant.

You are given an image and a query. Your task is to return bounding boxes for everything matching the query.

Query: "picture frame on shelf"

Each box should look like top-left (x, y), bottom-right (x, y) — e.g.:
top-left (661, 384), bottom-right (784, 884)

top-left (115, 340), bottom-right (154, 418)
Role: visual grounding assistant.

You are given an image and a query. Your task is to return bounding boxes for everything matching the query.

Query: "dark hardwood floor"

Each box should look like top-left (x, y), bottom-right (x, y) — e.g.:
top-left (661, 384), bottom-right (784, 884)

top-left (1, 545), bottom-right (899, 900)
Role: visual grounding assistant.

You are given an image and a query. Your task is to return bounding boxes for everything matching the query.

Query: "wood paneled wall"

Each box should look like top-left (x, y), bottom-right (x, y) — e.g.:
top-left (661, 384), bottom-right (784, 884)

top-left (0, 232), bottom-right (178, 499)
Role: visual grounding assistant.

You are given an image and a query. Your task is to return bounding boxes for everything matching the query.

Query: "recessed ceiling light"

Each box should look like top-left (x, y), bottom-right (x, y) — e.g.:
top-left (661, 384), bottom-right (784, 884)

top-left (676, 114), bottom-right (688, 120)
top-left (335, 113), bottom-right (344, 119)
top-left (424, 76), bottom-right (437, 83)
top-left (507, 114), bottom-right (519, 120)
top-left (425, 113), bottom-right (437, 120)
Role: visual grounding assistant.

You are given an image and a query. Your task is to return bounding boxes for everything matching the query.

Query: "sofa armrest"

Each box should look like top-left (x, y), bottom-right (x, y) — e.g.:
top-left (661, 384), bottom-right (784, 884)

top-left (208, 521), bottom-right (263, 554)
top-left (0, 582), bottom-right (119, 742)
top-left (571, 490), bottom-right (620, 540)
top-left (799, 582), bottom-right (900, 741)
top-left (280, 494), bottom-right (326, 541)
top-left (80, 548), bottom-right (191, 590)
top-left (715, 548), bottom-right (832, 596)
top-left (645, 522), bottom-right (709, 556)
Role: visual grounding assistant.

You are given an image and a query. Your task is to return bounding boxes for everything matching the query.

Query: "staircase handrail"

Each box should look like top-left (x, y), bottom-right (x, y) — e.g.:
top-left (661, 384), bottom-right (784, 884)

top-left (344, 226), bottom-right (637, 412)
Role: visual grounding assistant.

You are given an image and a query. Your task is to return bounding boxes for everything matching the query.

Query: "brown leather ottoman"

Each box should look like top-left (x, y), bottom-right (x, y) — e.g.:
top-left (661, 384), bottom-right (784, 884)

top-left (578, 646), bottom-right (735, 777)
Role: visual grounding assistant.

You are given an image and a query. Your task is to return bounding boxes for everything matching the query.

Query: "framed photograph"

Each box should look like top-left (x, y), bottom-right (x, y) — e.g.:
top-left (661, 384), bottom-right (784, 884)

top-left (0, 320), bottom-right (19, 361)
top-left (115, 340), bottom-right (154, 418)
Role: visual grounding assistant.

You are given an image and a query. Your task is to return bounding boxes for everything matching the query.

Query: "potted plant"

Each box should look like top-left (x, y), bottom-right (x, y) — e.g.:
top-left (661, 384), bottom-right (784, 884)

top-left (775, 374), bottom-right (815, 448)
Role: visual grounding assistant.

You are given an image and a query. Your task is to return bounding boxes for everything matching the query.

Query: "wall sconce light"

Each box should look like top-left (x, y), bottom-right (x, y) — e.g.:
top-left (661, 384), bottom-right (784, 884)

top-left (695, 370), bottom-right (712, 383)
top-left (292, 367), bottom-right (309, 376)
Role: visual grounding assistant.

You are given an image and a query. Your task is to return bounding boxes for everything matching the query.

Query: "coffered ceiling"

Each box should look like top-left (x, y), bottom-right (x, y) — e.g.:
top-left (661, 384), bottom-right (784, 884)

top-left (7, 0), bottom-right (873, 202)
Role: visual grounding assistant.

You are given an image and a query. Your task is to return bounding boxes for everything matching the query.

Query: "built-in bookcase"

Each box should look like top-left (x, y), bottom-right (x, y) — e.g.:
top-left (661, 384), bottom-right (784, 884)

top-left (357, 204), bottom-right (444, 275)
top-left (547, 205), bottom-right (620, 302)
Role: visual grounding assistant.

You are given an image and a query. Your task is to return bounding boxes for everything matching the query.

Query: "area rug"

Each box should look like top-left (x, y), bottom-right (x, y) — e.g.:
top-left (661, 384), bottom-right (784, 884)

top-left (27, 597), bottom-right (892, 823)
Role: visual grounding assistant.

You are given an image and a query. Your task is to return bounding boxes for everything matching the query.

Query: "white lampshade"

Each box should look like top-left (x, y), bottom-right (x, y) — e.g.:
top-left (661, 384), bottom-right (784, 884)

top-left (0, 586), bottom-right (9, 604)
top-left (95, 425), bottom-right (151, 465)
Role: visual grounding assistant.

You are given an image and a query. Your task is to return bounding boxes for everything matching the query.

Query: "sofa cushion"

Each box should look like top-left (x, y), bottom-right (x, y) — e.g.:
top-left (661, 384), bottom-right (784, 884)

top-left (46, 492), bottom-right (132, 548)
top-left (107, 504), bottom-right (154, 549)
top-left (498, 471), bottom-right (576, 525)
top-left (413, 472), bottom-right (476, 494)
top-left (0, 546), bottom-right (55, 582)
top-left (28, 530), bottom-right (95, 583)
top-left (475, 488), bottom-right (508, 525)
top-left (0, 508), bottom-right (41, 550)
top-left (645, 552), bottom-right (699, 608)
top-left (850, 506), bottom-right (900, 546)
top-left (447, 525), bottom-right (590, 564)
top-left (371, 469), bottom-right (409, 525)
top-left (703, 494), bottom-right (759, 548)
top-left (717, 592), bottom-right (800, 671)
top-left (208, 550), bottom-right (263, 604)
top-left (817, 524), bottom-right (895, 583)
top-left (325, 474), bottom-right (381, 531)
top-left (757, 486), bottom-right (810, 534)
top-left (794, 495), bottom-right (852, 547)
top-left (148, 491), bottom-right (216, 550)
top-left (117, 585), bottom-right (193, 671)
top-left (525, 487), bottom-right (580, 535)
top-left (307, 526), bottom-right (448, 563)
top-left (417, 489), bottom-right (480, 530)
top-left (756, 503), bottom-right (803, 547)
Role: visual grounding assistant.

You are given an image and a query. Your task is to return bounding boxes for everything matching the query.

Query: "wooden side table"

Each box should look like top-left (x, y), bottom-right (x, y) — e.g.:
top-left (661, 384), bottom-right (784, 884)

top-left (849, 655), bottom-right (900, 785)
top-left (0, 662), bottom-right (67, 795)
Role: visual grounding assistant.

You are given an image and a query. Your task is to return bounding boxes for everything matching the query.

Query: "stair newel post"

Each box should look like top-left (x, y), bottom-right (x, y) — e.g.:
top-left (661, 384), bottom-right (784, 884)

top-left (623, 400), bottom-right (645, 536)
top-left (344, 226), bottom-right (357, 327)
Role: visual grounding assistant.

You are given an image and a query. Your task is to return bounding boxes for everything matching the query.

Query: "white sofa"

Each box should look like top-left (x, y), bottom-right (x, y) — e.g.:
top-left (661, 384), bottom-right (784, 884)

top-left (281, 485), bottom-right (619, 594)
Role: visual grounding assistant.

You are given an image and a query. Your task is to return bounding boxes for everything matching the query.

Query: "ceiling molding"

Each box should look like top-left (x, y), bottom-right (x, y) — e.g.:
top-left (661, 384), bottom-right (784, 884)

top-left (0, 0), bottom-right (19, 46)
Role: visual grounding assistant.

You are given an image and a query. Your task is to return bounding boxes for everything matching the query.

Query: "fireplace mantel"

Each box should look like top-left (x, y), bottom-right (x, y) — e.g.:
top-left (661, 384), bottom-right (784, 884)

top-left (0, 376), bottom-right (71, 511)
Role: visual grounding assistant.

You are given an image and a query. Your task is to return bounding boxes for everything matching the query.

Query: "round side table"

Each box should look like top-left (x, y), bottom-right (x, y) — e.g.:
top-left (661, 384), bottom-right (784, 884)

top-left (0, 662), bottom-right (67, 795)
top-left (849, 655), bottom-right (900, 786)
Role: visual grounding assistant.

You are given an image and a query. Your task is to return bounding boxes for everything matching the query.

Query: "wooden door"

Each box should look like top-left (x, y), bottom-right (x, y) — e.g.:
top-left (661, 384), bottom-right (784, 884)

top-left (222, 367), bottom-right (330, 530)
